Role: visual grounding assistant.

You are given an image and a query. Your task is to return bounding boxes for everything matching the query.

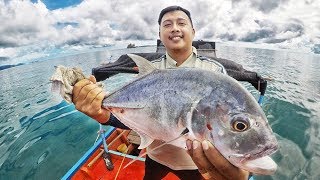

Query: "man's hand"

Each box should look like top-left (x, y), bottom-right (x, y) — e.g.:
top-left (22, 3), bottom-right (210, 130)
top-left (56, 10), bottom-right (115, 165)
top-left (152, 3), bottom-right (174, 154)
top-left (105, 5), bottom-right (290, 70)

top-left (72, 75), bottom-right (110, 123)
top-left (187, 139), bottom-right (250, 180)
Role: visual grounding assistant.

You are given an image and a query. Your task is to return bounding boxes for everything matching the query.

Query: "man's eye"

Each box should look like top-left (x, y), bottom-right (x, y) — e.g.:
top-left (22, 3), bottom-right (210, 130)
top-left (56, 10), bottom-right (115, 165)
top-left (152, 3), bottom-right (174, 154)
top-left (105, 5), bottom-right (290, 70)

top-left (163, 24), bottom-right (171, 27)
top-left (178, 22), bottom-right (186, 26)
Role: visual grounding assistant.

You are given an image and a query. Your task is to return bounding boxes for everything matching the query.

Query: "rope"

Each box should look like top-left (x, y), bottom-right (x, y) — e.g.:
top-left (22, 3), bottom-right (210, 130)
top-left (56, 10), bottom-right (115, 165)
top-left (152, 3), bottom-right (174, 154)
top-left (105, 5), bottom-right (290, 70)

top-left (114, 144), bottom-right (132, 180)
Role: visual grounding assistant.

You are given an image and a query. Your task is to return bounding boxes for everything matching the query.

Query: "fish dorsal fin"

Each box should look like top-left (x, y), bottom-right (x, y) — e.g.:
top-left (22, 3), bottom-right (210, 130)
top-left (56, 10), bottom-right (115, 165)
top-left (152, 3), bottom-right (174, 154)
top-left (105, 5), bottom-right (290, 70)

top-left (127, 54), bottom-right (157, 76)
top-left (136, 131), bottom-right (154, 149)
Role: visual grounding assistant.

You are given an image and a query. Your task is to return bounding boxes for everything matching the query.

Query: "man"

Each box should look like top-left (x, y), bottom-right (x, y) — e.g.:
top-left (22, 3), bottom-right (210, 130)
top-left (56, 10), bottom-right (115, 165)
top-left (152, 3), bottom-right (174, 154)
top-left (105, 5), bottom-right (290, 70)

top-left (73, 6), bottom-right (250, 180)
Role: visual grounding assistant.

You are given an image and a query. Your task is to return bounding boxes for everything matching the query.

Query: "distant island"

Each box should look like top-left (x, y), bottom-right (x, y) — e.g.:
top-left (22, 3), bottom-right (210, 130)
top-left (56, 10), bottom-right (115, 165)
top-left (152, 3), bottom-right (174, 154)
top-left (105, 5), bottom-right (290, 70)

top-left (127, 43), bottom-right (136, 48)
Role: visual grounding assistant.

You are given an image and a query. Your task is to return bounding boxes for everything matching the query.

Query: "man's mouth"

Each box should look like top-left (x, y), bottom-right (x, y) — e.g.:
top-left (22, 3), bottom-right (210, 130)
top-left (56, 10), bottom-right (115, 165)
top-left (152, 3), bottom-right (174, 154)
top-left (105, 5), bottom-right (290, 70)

top-left (169, 35), bottom-right (183, 41)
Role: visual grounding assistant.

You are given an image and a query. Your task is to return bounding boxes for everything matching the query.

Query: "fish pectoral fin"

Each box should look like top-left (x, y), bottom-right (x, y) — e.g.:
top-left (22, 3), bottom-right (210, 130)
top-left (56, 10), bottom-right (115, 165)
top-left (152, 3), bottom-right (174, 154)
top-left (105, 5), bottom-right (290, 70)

top-left (168, 138), bottom-right (188, 149)
top-left (137, 132), bottom-right (154, 149)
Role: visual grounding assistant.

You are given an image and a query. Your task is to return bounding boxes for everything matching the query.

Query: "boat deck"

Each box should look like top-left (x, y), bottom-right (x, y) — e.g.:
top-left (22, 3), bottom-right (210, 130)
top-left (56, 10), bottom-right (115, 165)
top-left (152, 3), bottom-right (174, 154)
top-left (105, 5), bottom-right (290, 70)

top-left (70, 129), bottom-right (180, 180)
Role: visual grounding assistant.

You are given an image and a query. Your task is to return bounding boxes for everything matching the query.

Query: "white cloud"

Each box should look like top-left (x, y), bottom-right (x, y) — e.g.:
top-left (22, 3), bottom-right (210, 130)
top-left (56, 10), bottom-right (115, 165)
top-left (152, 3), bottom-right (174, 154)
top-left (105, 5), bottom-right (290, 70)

top-left (0, 0), bottom-right (319, 55)
top-left (0, 0), bottom-right (57, 46)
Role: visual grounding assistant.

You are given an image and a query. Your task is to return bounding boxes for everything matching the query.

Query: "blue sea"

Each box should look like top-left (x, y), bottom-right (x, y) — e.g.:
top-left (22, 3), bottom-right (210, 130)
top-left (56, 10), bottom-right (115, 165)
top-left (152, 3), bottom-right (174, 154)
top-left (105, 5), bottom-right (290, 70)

top-left (0, 44), bottom-right (319, 180)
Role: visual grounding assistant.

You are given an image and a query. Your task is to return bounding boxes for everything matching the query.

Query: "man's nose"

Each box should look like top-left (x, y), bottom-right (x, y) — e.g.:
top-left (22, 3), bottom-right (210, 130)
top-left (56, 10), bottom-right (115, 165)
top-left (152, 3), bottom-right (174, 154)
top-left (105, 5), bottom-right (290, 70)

top-left (171, 23), bottom-right (180, 32)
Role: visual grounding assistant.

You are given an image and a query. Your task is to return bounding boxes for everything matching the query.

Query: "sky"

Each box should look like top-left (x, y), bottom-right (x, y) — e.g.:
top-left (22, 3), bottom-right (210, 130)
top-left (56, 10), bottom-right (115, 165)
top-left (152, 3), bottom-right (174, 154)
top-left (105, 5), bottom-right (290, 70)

top-left (1, 0), bottom-right (320, 58)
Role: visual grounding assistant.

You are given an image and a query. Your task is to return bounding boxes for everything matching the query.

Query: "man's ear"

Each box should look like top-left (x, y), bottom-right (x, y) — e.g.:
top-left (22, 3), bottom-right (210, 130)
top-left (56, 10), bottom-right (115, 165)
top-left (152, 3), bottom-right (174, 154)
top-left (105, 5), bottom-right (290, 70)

top-left (192, 28), bottom-right (195, 38)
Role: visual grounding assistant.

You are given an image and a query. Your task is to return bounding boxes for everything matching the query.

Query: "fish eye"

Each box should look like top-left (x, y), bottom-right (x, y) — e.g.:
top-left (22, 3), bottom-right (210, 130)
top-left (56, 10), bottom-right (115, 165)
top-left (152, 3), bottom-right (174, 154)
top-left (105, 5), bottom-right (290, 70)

top-left (231, 117), bottom-right (250, 132)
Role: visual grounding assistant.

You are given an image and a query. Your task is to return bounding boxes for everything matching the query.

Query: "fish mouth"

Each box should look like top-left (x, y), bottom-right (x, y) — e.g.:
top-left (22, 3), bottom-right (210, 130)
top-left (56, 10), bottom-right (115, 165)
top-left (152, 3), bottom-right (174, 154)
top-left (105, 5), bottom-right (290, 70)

top-left (243, 155), bottom-right (277, 175)
top-left (228, 144), bottom-right (278, 175)
top-left (242, 143), bottom-right (278, 161)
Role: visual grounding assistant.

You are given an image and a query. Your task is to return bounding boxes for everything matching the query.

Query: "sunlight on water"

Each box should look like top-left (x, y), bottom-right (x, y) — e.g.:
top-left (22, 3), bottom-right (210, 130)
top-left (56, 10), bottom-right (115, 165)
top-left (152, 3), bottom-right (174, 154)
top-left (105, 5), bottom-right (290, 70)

top-left (0, 45), bottom-right (319, 179)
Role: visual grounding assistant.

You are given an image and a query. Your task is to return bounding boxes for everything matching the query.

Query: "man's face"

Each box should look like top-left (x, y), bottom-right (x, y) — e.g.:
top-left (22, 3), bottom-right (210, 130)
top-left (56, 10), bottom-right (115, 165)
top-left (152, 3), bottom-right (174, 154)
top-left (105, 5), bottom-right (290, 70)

top-left (159, 10), bottom-right (195, 52)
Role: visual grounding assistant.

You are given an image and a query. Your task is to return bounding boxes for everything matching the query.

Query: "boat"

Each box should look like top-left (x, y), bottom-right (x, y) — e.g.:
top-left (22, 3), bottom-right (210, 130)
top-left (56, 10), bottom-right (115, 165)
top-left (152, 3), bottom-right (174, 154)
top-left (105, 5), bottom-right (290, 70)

top-left (62, 40), bottom-right (266, 179)
top-left (62, 127), bottom-right (180, 180)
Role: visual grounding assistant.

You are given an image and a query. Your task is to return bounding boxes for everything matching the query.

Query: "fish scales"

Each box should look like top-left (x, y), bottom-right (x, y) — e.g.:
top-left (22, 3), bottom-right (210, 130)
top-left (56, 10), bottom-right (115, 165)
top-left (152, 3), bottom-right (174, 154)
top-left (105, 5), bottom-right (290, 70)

top-left (103, 68), bottom-right (221, 139)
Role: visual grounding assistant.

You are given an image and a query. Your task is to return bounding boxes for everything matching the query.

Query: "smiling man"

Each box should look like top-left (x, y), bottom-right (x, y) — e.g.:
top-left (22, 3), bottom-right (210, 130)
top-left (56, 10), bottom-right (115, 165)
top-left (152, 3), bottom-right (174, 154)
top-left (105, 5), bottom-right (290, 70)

top-left (158, 8), bottom-right (195, 65)
top-left (72, 5), bottom-right (249, 180)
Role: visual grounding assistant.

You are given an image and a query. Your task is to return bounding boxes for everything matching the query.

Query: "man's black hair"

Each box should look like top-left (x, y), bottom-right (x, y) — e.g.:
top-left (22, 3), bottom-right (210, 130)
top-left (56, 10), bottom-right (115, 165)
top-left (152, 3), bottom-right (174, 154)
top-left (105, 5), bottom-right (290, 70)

top-left (158, 6), bottom-right (193, 27)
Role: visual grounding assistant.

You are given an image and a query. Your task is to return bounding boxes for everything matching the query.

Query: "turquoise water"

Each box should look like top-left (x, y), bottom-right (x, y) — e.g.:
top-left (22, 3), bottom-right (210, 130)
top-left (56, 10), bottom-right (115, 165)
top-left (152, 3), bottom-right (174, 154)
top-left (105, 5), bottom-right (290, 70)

top-left (216, 47), bottom-right (320, 180)
top-left (0, 45), bottom-right (319, 179)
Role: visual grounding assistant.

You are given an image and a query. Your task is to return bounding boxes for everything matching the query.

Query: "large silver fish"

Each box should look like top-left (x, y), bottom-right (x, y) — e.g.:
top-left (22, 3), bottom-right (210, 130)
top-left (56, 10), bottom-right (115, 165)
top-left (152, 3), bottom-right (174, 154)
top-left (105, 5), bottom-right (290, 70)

top-left (50, 54), bottom-right (278, 175)
top-left (102, 54), bottom-right (278, 175)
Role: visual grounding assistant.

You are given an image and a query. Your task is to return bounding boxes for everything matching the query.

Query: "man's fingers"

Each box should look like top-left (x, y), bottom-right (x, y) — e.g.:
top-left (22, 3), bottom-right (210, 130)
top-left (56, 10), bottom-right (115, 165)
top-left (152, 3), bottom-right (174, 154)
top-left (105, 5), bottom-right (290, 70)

top-left (191, 141), bottom-right (212, 167)
top-left (73, 79), bottom-right (93, 102)
top-left (186, 139), bottom-right (193, 154)
top-left (188, 139), bottom-right (250, 180)
top-left (71, 75), bottom-right (110, 123)
top-left (88, 75), bottom-right (97, 84)
top-left (74, 84), bottom-right (99, 112)
top-left (87, 90), bottom-right (108, 121)
top-left (90, 90), bottom-right (106, 109)
top-left (202, 140), bottom-right (248, 179)
top-left (76, 84), bottom-right (97, 102)
top-left (84, 86), bottom-right (103, 105)
top-left (190, 141), bottom-right (226, 180)
top-left (77, 86), bottom-right (102, 113)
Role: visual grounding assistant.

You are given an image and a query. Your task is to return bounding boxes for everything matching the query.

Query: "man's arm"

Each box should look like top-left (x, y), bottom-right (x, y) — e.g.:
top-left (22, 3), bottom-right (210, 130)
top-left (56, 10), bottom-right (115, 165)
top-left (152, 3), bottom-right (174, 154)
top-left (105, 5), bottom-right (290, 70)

top-left (72, 75), bottom-right (130, 130)
top-left (187, 139), bottom-right (250, 180)
top-left (72, 75), bottom-right (110, 123)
